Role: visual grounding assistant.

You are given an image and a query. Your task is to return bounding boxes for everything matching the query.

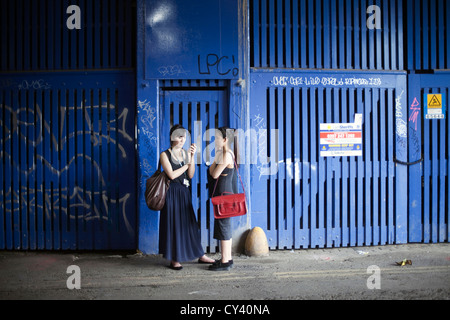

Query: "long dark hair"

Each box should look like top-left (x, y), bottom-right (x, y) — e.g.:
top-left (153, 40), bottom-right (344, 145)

top-left (216, 127), bottom-right (240, 168)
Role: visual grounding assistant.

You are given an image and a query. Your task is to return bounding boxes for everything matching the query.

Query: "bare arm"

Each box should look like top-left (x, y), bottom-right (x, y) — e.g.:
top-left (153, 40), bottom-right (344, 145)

top-left (209, 151), bottom-right (233, 179)
top-left (185, 146), bottom-right (196, 179)
top-left (160, 151), bottom-right (189, 181)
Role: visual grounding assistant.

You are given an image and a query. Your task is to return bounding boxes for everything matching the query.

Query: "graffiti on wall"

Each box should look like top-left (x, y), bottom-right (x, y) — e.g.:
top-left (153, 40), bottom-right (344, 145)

top-left (0, 101), bottom-right (135, 235)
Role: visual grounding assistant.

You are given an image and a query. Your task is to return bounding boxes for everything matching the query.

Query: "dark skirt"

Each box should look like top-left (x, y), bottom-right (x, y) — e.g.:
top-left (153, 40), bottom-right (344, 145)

top-left (159, 182), bottom-right (204, 262)
top-left (214, 218), bottom-right (232, 241)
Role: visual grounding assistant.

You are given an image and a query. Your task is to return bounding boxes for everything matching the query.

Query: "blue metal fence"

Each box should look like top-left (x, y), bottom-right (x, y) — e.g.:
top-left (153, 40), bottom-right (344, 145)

top-left (158, 83), bottom-right (229, 252)
top-left (0, 0), bottom-right (137, 250)
top-left (408, 73), bottom-right (450, 244)
top-left (0, 0), bottom-right (135, 72)
top-left (1, 0), bottom-right (449, 252)
top-left (250, 0), bottom-right (404, 70)
top-left (405, 0), bottom-right (450, 243)
top-left (248, 0), bottom-right (448, 248)
top-left (250, 70), bottom-right (408, 249)
top-left (0, 72), bottom-right (137, 250)
top-left (406, 0), bottom-right (450, 71)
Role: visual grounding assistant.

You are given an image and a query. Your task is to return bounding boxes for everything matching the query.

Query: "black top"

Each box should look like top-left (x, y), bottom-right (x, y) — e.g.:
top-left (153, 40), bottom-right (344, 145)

top-left (209, 152), bottom-right (238, 197)
top-left (163, 149), bottom-right (190, 186)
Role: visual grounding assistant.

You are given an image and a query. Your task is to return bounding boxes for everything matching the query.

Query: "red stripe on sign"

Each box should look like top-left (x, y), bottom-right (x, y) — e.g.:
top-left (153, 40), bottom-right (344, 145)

top-left (320, 132), bottom-right (362, 139)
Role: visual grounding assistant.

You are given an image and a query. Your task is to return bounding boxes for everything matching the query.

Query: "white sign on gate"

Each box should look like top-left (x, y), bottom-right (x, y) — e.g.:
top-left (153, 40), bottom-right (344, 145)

top-left (320, 114), bottom-right (363, 157)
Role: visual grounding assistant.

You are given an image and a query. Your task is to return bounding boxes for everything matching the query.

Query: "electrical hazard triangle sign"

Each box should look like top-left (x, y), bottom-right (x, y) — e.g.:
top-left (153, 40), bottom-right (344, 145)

top-left (424, 93), bottom-right (446, 120)
top-left (427, 94), bottom-right (442, 108)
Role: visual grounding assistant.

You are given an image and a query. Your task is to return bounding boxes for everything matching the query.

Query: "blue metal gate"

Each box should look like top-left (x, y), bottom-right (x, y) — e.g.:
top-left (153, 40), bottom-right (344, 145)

top-left (250, 70), bottom-right (408, 249)
top-left (0, 72), bottom-right (137, 250)
top-left (408, 73), bottom-right (450, 243)
top-left (158, 85), bottom-right (229, 252)
top-left (135, 0), bottom-right (243, 254)
top-left (250, 0), bottom-right (404, 71)
top-left (0, 0), bottom-right (137, 250)
top-left (4, 0), bottom-right (447, 252)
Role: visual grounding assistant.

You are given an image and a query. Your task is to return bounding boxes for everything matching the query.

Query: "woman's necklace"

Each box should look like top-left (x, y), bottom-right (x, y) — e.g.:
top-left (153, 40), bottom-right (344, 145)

top-left (170, 147), bottom-right (190, 187)
top-left (170, 147), bottom-right (184, 165)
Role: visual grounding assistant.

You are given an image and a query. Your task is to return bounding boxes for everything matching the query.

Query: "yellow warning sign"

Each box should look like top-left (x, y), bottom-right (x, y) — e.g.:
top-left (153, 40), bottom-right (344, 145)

top-left (427, 94), bottom-right (442, 109)
top-left (424, 93), bottom-right (446, 120)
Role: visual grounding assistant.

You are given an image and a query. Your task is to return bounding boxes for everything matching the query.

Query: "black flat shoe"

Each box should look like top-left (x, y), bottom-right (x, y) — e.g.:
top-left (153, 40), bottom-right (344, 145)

top-left (212, 259), bottom-right (234, 268)
top-left (169, 263), bottom-right (183, 271)
top-left (198, 258), bottom-right (214, 264)
top-left (208, 261), bottom-right (231, 271)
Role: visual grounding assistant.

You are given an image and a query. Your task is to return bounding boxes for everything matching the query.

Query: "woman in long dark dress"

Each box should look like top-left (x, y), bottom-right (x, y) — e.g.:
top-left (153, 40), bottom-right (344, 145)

top-left (159, 125), bottom-right (215, 270)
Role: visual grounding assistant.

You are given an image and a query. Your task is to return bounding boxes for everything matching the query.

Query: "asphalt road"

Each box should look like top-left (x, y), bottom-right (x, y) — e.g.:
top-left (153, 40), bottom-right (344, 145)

top-left (0, 243), bottom-right (449, 301)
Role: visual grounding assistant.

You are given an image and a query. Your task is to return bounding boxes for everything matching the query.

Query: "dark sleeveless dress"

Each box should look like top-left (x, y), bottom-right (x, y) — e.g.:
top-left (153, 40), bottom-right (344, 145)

top-left (159, 149), bottom-right (204, 262)
top-left (210, 154), bottom-right (237, 241)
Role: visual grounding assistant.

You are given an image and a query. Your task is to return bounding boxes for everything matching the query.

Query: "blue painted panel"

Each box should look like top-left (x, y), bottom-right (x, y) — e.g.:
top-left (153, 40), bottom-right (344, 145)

top-left (159, 89), bottom-right (229, 253)
top-left (0, 72), bottom-right (137, 250)
top-left (250, 0), bottom-right (404, 70)
top-left (0, 0), bottom-right (138, 251)
top-left (136, 81), bottom-right (232, 253)
top-left (406, 0), bottom-right (450, 70)
top-left (250, 70), bottom-right (408, 249)
top-left (0, 0), bottom-right (135, 72)
top-left (145, 0), bottom-right (239, 79)
top-left (408, 73), bottom-right (449, 244)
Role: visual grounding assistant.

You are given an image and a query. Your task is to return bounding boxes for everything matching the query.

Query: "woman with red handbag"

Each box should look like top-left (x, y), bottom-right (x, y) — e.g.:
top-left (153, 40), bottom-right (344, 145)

top-left (159, 125), bottom-right (215, 270)
top-left (208, 127), bottom-right (240, 271)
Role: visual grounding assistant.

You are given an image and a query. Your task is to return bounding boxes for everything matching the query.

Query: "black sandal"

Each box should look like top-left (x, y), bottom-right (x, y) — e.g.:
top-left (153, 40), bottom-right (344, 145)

top-left (169, 262), bottom-right (183, 271)
top-left (198, 258), bottom-right (214, 264)
top-left (208, 261), bottom-right (232, 271)
top-left (212, 259), bottom-right (234, 268)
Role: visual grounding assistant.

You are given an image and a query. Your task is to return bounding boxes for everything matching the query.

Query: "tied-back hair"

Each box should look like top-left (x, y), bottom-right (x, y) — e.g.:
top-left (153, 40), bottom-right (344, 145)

top-left (217, 127), bottom-right (240, 169)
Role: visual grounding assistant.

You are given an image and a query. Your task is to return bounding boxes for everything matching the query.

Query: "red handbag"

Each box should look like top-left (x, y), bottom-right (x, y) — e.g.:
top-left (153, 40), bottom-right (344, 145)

top-left (211, 158), bottom-right (247, 219)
